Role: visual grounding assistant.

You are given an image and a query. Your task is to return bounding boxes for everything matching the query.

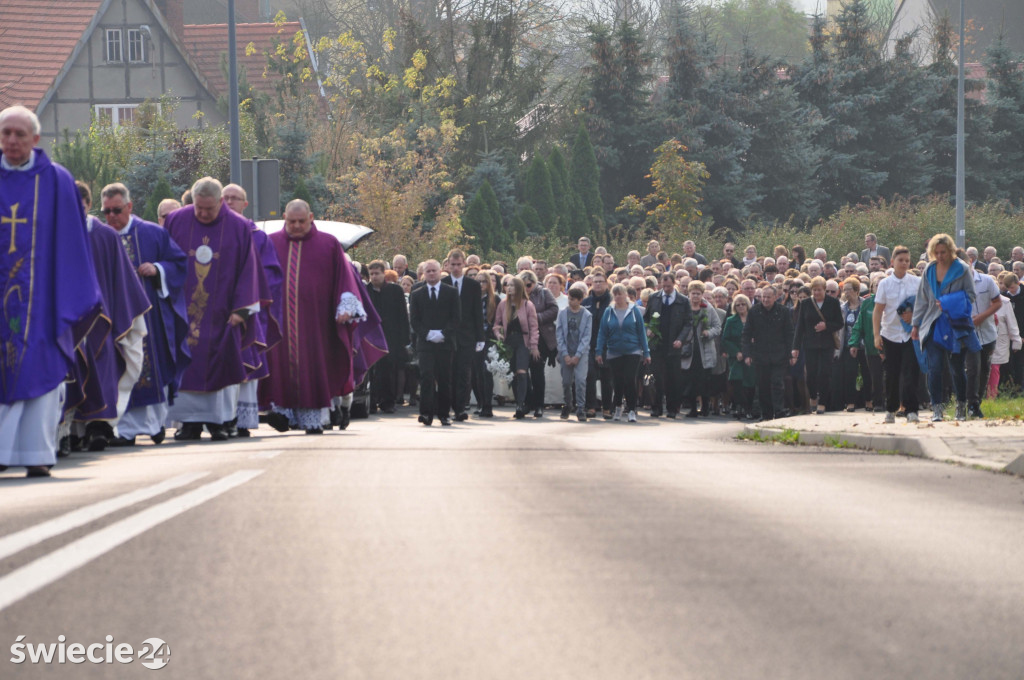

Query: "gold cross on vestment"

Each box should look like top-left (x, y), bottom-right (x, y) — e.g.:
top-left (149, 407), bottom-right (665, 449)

top-left (1, 204), bottom-right (28, 254)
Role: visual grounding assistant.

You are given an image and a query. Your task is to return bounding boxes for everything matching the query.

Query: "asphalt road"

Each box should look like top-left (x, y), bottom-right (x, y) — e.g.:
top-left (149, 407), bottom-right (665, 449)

top-left (2, 410), bottom-right (1024, 679)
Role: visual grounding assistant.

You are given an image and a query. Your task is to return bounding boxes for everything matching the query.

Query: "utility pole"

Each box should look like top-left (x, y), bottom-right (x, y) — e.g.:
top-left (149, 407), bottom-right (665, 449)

top-left (228, 0), bottom-right (241, 184)
top-left (955, 0), bottom-right (966, 249)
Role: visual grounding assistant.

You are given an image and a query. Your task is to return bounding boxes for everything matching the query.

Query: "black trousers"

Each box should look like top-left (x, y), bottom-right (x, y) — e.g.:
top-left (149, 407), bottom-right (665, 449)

top-left (650, 350), bottom-right (683, 414)
top-left (865, 353), bottom-right (884, 407)
top-left (882, 337), bottom-right (920, 414)
top-left (839, 347), bottom-right (870, 407)
top-left (586, 352), bottom-right (613, 413)
top-left (370, 353), bottom-right (398, 409)
top-left (804, 347), bottom-right (833, 405)
top-left (610, 354), bottom-right (642, 412)
top-left (684, 354), bottom-right (709, 413)
top-left (417, 348), bottom-right (453, 418)
top-left (755, 361), bottom-right (787, 420)
top-left (966, 341), bottom-right (995, 407)
top-left (452, 342), bottom-right (475, 415)
top-left (472, 342), bottom-right (493, 413)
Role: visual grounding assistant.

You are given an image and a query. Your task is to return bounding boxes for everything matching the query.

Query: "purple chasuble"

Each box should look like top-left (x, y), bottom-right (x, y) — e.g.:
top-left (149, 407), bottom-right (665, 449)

top-left (166, 203), bottom-right (261, 392)
top-left (0, 149), bottom-right (107, 405)
top-left (241, 223), bottom-right (283, 381)
top-left (258, 224), bottom-right (385, 409)
top-left (75, 219), bottom-right (152, 419)
top-left (117, 217), bottom-right (190, 409)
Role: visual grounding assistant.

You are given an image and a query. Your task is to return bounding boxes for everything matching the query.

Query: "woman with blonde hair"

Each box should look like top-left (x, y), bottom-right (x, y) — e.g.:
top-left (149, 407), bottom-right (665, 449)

top-left (494, 276), bottom-right (539, 419)
top-left (682, 280), bottom-right (722, 417)
top-left (596, 283), bottom-right (650, 422)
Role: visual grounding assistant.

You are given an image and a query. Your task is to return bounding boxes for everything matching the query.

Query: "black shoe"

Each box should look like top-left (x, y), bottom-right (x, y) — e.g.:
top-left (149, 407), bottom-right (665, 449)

top-left (651, 409), bottom-right (662, 418)
top-left (26, 466), bottom-right (51, 478)
top-left (339, 406), bottom-right (351, 431)
top-left (382, 406), bottom-right (396, 414)
top-left (560, 405), bottom-right (570, 419)
top-left (84, 421), bottom-right (113, 451)
top-left (685, 409), bottom-right (699, 418)
top-left (207, 423), bottom-right (229, 441)
top-left (305, 428), bottom-right (324, 435)
top-left (513, 409), bottom-right (526, 420)
top-left (534, 408), bottom-right (543, 418)
top-left (418, 415), bottom-right (433, 426)
top-left (266, 412), bottom-right (291, 433)
top-left (236, 428), bottom-right (251, 438)
top-left (577, 409), bottom-right (587, 422)
top-left (479, 409), bottom-right (494, 418)
top-left (151, 427), bottom-right (165, 445)
top-left (369, 405), bottom-right (378, 415)
top-left (969, 404), bottom-right (984, 419)
top-left (58, 436), bottom-right (72, 458)
top-left (175, 423), bottom-right (203, 441)
top-left (666, 412), bottom-right (678, 419)
top-left (108, 435), bottom-right (137, 447)
top-left (439, 417), bottom-right (452, 426)
top-left (224, 424), bottom-right (238, 438)
top-left (455, 412), bottom-right (469, 422)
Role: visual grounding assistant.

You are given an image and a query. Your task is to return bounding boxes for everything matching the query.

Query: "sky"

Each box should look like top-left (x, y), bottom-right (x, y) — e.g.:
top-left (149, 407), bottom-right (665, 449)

top-left (794, 0), bottom-right (827, 15)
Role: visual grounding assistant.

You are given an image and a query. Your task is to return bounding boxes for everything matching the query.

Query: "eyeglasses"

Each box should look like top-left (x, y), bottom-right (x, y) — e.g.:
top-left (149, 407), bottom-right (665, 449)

top-left (102, 207), bottom-right (124, 215)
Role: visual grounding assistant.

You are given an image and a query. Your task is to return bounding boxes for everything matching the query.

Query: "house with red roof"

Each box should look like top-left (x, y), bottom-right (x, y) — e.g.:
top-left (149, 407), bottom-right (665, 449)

top-left (0, 0), bottom-right (225, 147)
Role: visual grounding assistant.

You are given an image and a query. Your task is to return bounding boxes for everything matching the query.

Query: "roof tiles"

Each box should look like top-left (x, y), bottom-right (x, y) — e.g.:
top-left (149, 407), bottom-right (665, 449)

top-left (181, 22), bottom-right (305, 99)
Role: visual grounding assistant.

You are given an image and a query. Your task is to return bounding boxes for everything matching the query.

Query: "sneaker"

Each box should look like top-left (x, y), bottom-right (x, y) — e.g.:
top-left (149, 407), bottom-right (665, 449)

top-left (931, 406), bottom-right (944, 422)
top-left (955, 402), bottom-right (967, 422)
top-left (969, 403), bottom-right (984, 419)
top-left (884, 411), bottom-right (896, 424)
top-left (627, 410), bottom-right (637, 422)
top-left (613, 406), bottom-right (623, 421)
top-left (560, 405), bottom-right (570, 420)
top-left (577, 409), bottom-right (587, 422)
top-left (906, 412), bottom-right (919, 423)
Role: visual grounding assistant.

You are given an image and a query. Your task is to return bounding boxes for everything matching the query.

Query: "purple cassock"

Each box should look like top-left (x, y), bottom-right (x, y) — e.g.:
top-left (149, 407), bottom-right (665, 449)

top-left (74, 218), bottom-right (152, 420)
top-left (0, 149), bottom-right (107, 406)
top-left (242, 223), bottom-right (283, 380)
top-left (118, 217), bottom-right (190, 409)
top-left (258, 223), bottom-right (387, 410)
top-left (165, 203), bottom-right (262, 392)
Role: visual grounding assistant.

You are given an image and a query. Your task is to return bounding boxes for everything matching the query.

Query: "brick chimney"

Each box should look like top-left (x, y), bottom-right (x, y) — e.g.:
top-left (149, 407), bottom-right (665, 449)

top-left (154, 0), bottom-right (184, 38)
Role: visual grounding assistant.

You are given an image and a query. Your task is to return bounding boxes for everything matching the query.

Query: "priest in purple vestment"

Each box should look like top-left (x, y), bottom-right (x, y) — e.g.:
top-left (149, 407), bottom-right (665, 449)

top-left (259, 200), bottom-right (386, 434)
top-left (66, 182), bottom-right (150, 452)
top-left (165, 177), bottom-right (262, 441)
top-left (222, 183), bottom-right (282, 437)
top-left (100, 182), bottom-right (190, 447)
top-left (0, 106), bottom-right (108, 478)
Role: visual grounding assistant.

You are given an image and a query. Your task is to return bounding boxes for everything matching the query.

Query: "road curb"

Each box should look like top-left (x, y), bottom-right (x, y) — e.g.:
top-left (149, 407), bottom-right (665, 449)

top-left (741, 424), bottom-right (1014, 475)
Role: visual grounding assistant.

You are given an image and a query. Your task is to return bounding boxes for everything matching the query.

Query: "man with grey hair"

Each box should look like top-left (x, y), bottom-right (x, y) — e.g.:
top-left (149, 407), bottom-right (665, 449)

top-left (640, 240), bottom-right (660, 268)
top-left (0, 105), bottom-right (107, 477)
top-left (164, 177), bottom-right (263, 441)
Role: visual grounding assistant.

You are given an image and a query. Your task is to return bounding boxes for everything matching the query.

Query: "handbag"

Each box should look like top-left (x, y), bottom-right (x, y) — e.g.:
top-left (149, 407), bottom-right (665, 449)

top-left (812, 299), bottom-right (841, 350)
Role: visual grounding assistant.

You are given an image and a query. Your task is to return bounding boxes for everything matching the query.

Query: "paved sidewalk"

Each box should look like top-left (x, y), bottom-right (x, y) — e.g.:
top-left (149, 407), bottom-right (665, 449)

top-left (744, 410), bottom-right (1024, 475)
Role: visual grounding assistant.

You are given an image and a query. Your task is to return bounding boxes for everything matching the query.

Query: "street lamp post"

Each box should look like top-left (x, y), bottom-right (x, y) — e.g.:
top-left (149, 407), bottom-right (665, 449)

top-left (227, 0), bottom-right (241, 184)
top-left (955, 0), bottom-right (966, 249)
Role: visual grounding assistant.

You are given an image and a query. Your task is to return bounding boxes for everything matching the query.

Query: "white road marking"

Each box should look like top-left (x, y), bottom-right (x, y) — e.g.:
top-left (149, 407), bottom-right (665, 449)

top-left (0, 469), bottom-right (265, 613)
top-left (249, 450), bottom-right (283, 460)
top-left (0, 472), bottom-right (210, 562)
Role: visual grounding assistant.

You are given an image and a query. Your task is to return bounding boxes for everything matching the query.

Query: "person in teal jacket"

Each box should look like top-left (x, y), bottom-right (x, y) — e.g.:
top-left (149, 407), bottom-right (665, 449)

top-left (722, 294), bottom-right (755, 419)
top-left (596, 284), bottom-right (650, 422)
top-left (848, 277), bottom-right (883, 411)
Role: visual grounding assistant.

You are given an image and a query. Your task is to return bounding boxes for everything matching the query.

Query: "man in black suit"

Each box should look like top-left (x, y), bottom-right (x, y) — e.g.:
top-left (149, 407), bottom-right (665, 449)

top-left (569, 236), bottom-right (594, 270)
top-left (367, 260), bottom-right (410, 413)
top-left (643, 271), bottom-right (693, 418)
top-left (409, 259), bottom-right (460, 426)
top-left (441, 248), bottom-right (485, 420)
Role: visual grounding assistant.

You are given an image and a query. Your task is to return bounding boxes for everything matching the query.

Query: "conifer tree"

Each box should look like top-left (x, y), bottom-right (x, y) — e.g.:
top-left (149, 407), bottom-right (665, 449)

top-left (984, 34), bottom-right (1024, 199)
top-left (142, 175), bottom-right (175, 223)
top-left (570, 123), bottom-right (603, 240)
top-left (547, 147), bottom-right (572, 239)
top-left (524, 155), bottom-right (556, 232)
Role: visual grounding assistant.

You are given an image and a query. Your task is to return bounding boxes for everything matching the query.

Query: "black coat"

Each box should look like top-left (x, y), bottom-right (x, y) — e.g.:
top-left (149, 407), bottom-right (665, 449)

top-left (441, 274), bottom-right (485, 348)
top-left (793, 295), bottom-right (843, 351)
top-left (643, 290), bottom-right (694, 356)
top-left (409, 282), bottom-right (460, 351)
top-left (742, 301), bottom-right (794, 365)
top-left (582, 289), bottom-right (612, 351)
top-left (367, 281), bottom-right (410, 357)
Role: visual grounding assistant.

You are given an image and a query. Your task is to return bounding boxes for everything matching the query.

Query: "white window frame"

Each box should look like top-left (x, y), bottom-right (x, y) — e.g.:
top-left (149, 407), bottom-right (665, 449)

top-left (94, 104), bottom-right (139, 129)
top-left (105, 28), bottom-right (123, 63)
top-left (127, 28), bottom-right (147, 63)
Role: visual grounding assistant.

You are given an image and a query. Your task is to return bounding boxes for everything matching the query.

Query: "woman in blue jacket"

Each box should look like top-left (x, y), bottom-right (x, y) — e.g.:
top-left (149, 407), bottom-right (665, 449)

top-left (596, 284), bottom-right (650, 422)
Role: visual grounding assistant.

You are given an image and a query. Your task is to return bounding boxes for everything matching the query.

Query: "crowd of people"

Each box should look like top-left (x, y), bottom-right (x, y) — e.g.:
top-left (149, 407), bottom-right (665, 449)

top-left (368, 234), bottom-right (1024, 428)
top-left (2, 102), bottom-right (1023, 479)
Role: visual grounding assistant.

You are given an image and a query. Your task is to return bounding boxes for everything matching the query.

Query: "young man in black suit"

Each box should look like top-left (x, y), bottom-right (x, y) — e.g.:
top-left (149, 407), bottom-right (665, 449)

top-left (409, 259), bottom-right (460, 426)
top-left (441, 248), bottom-right (485, 420)
top-left (643, 271), bottom-right (693, 418)
top-left (367, 260), bottom-right (411, 413)
top-left (569, 236), bottom-right (594, 269)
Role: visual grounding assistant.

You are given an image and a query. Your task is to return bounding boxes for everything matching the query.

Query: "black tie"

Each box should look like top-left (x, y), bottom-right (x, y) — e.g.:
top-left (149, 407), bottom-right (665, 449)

top-left (454, 279), bottom-right (459, 295)
top-left (431, 286), bottom-right (437, 302)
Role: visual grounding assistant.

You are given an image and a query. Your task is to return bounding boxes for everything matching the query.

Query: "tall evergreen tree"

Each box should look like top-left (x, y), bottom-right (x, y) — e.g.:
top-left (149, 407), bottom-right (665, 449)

top-left (984, 34), bottom-right (1024, 199)
top-left (467, 151), bottom-right (517, 226)
top-left (464, 180), bottom-right (504, 253)
top-left (582, 21), bottom-right (657, 213)
top-left (524, 155), bottom-right (556, 232)
top-left (570, 123), bottom-right (604, 240)
top-left (547, 146), bottom-right (573, 239)
top-left (142, 176), bottom-right (175, 223)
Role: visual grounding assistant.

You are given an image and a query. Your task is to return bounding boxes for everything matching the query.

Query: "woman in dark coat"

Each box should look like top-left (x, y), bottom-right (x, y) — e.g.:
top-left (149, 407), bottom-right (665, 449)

top-left (793, 276), bottom-right (844, 414)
